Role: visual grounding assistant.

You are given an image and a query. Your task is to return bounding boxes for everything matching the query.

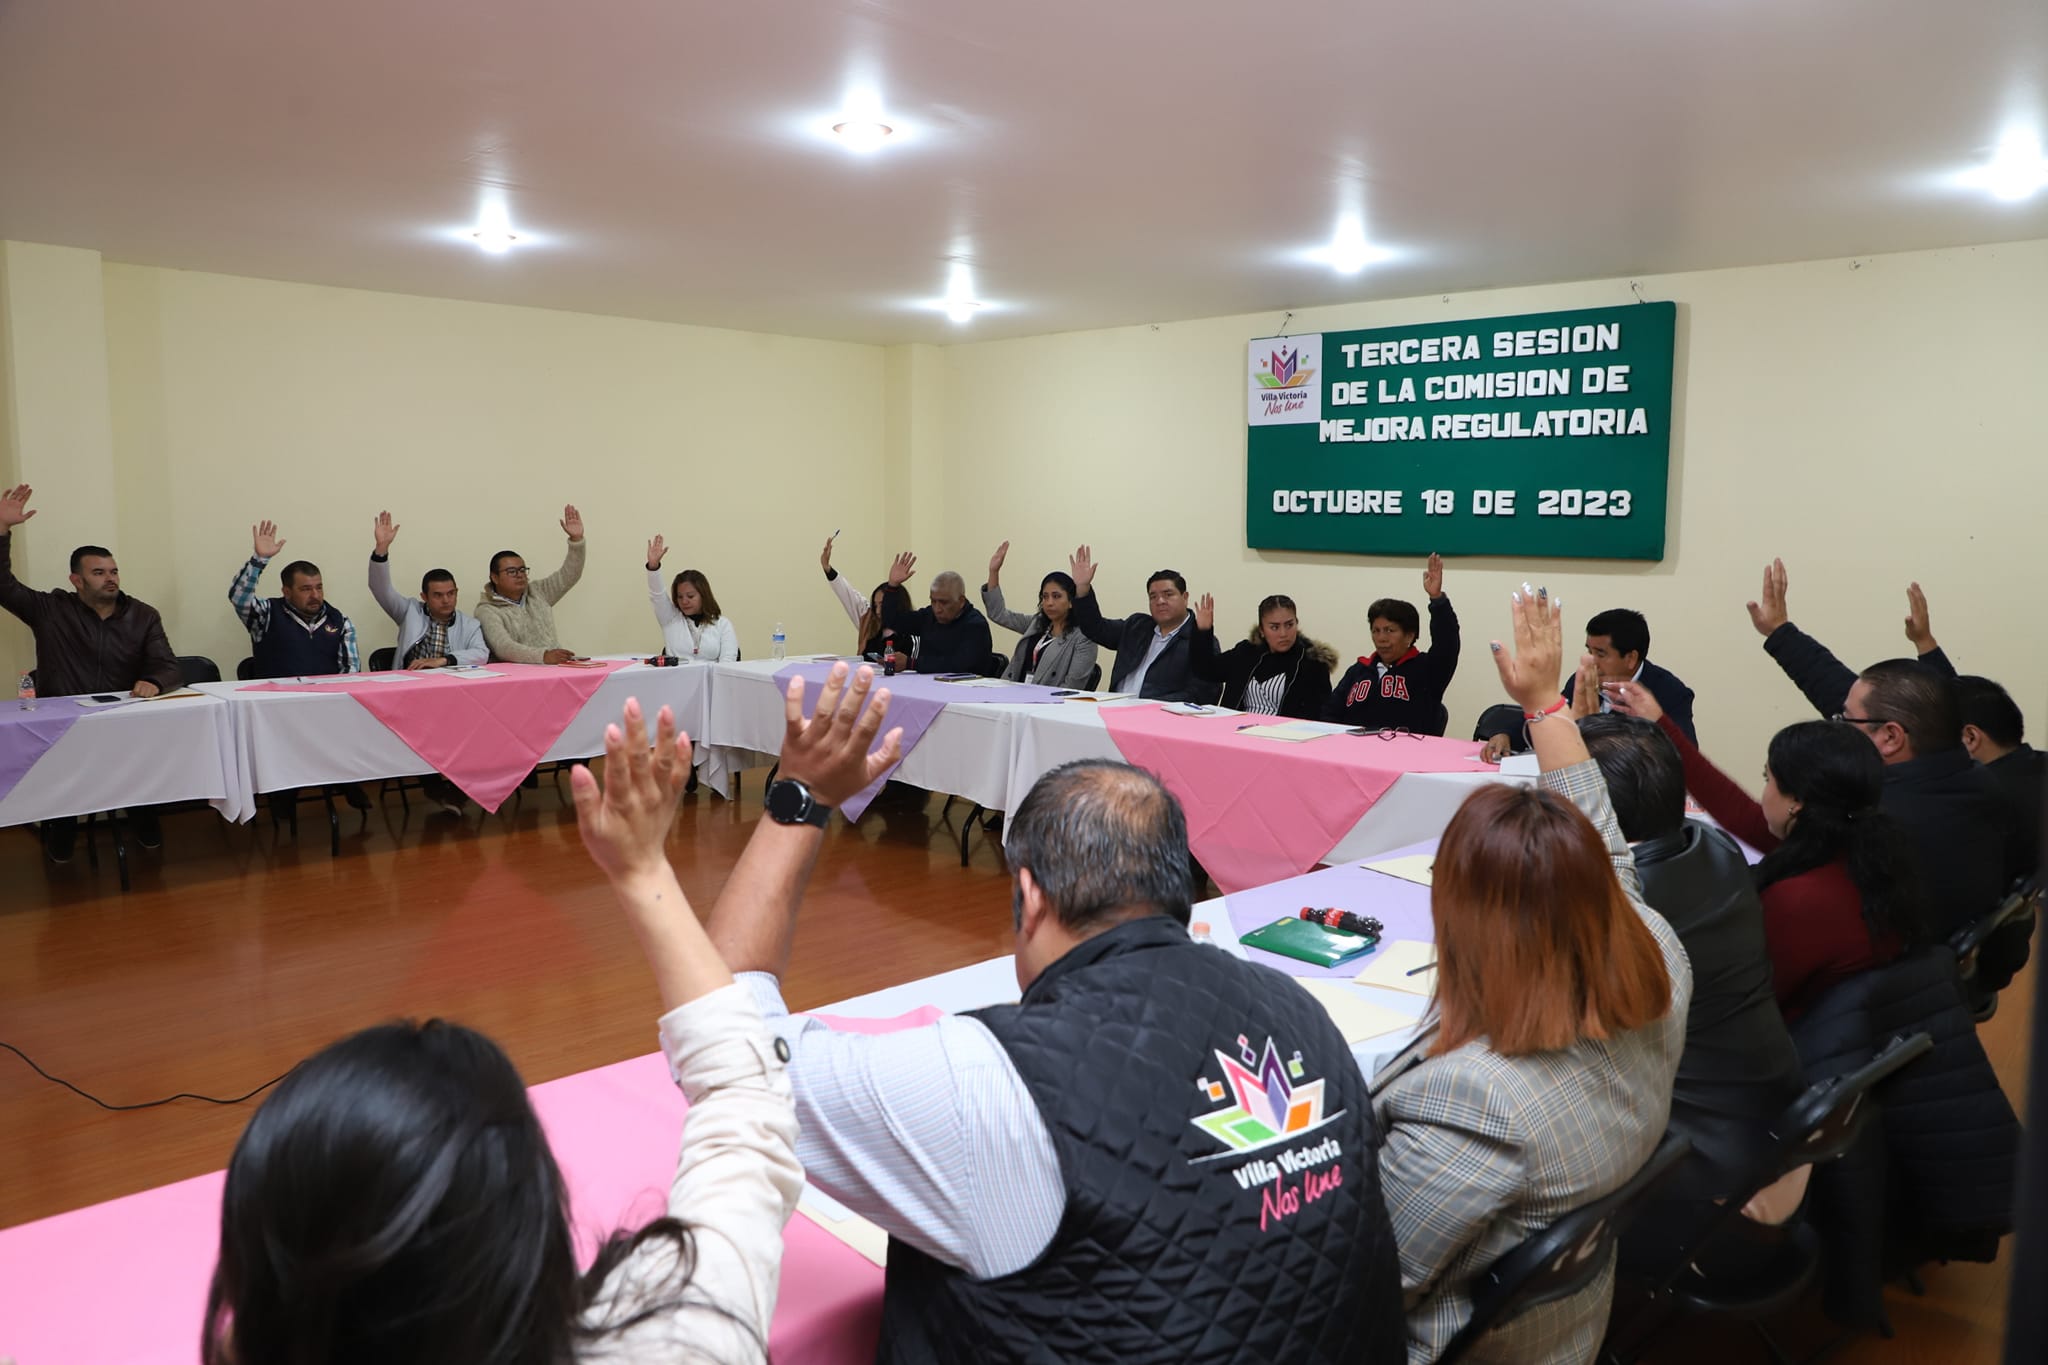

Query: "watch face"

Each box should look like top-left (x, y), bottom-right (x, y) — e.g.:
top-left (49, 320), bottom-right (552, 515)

top-left (766, 779), bottom-right (811, 823)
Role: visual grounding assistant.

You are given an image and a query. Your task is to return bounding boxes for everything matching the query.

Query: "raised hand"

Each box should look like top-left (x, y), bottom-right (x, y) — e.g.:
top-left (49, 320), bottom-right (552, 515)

top-left (570, 697), bottom-right (692, 885)
top-left (560, 504), bottom-right (585, 540)
top-left (988, 540), bottom-right (1009, 586)
top-left (1603, 678), bottom-right (1665, 724)
top-left (372, 510), bottom-right (400, 555)
top-left (647, 535), bottom-right (669, 570)
top-left (887, 550), bottom-right (918, 587)
top-left (778, 662), bottom-right (904, 808)
top-left (252, 520), bottom-right (286, 559)
top-left (1069, 544), bottom-right (1098, 595)
top-left (1423, 551), bottom-right (1445, 600)
top-left (1903, 581), bottom-right (1937, 654)
top-left (1745, 558), bottom-right (1788, 638)
top-left (0, 484), bottom-right (35, 531)
top-left (1193, 592), bottom-right (1215, 633)
top-left (1489, 584), bottom-right (1566, 715)
top-left (1570, 655), bottom-right (1602, 718)
top-left (820, 535), bottom-right (836, 574)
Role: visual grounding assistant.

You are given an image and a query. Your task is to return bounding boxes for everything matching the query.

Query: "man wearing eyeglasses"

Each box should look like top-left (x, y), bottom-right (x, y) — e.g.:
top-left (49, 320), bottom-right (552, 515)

top-left (474, 505), bottom-right (587, 665)
top-left (1747, 560), bottom-right (2008, 940)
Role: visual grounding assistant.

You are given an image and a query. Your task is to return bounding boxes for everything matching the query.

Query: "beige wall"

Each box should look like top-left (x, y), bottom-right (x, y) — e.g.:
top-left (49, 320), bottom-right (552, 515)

top-left (93, 264), bottom-right (886, 676)
top-left (935, 240), bottom-right (2048, 782)
top-left (3, 237), bottom-right (2043, 790)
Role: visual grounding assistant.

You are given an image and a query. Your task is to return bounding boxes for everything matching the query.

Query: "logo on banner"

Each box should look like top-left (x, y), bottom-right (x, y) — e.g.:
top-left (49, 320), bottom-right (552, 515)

top-left (1247, 335), bottom-right (1322, 426)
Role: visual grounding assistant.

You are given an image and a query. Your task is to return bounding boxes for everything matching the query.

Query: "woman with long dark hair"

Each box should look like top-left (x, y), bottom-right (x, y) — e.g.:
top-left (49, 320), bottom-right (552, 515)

top-left (981, 540), bottom-right (1099, 688)
top-left (1608, 681), bottom-right (1931, 1018)
top-left (1373, 589), bottom-right (1688, 1364)
top-left (1188, 592), bottom-right (1337, 718)
top-left (204, 700), bottom-right (800, 1363)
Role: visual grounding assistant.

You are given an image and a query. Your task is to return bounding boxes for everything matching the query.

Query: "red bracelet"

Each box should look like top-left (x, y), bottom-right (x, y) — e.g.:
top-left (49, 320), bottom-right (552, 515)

top-left (1525, 696), bottom-right (1569, 721)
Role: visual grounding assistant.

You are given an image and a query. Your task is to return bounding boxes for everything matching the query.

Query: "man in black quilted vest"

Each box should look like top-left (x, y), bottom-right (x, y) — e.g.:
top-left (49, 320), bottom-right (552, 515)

top-left (706, 661), bottom-right (1405, 1364)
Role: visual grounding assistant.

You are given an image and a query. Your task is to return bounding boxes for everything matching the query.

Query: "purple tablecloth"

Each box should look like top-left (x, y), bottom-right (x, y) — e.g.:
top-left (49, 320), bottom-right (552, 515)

top-left (1221, 839), bottom-right (1439, 979)
top-left (772, 663), bottom-right (1064, 819)
top-left (0, 697), bottom-right (88, 804)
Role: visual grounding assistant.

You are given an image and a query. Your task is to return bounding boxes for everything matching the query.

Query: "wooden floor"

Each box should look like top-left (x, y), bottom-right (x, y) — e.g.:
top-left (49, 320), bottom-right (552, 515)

top-left (0, 783), bottom-right (2025, 1362)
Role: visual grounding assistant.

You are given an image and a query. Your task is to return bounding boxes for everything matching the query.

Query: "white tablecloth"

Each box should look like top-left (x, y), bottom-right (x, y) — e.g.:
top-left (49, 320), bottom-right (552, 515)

top-left (191, 659), bottom-right (711, 805)
top-left (0, 692), bottom-right (245, 827)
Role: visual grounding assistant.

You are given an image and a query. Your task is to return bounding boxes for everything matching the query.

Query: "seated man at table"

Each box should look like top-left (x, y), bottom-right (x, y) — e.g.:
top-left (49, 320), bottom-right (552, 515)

top-left (473, 505), bottom-right (588, 664)
top-left (879, 565), bottom-right (994, 675)
top-left (1, 483), bottom-right (185, 858)
top-left (1561, 608), bottom-right (1697, 742)
top-left (1576, 713), bottom-right (1805, 1273)
top-left (367, 510), bottom-right (487, 669)
top-left (707, 663), bottom-right (1406, 1363)
top-left (1066, 544), bottom-right (1217, 703)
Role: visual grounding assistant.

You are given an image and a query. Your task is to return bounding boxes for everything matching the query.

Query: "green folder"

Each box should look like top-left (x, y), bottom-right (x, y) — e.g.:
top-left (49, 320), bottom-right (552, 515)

top-left (1239, 916), bottom-right (1381, 967)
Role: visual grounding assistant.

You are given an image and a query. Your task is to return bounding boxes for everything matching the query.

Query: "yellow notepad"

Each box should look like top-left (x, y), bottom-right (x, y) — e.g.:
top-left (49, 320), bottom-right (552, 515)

top-left (1354, 939), bottom-right (1438, 996)
top-left (1299, 979), bottom-right (1421, 1043)
top-left (1362, 852), bottom-right (1436, 887)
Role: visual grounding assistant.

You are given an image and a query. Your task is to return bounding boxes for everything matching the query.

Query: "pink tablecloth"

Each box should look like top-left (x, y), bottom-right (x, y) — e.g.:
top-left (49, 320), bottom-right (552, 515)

top-left (0, 1048), bottom-right (883, 1364)
top-left (244, 663), bottom-right (625, 811)
top-left (1102, 705), bottom-right (1483, 892)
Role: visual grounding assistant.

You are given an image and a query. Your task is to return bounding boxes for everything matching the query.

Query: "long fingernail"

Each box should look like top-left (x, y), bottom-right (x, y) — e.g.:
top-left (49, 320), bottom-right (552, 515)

top-left (1489, 641), bottom-right (1502, 652)
top-left (1511, 590), bottom-right (1522, 603)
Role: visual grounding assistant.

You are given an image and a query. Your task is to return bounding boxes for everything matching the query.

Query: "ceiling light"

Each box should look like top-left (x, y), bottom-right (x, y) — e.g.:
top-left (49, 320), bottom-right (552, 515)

top-left (471, 228), bottom-right (519, 254)
top-left (1960, 128), bottom-right (2048, 202)
top-left (832, 120), bottom-right (895, 153)
top-left (946, 300), bottom-right (983, 324)
top-left (1301, 216), bottom-right (1396, 275)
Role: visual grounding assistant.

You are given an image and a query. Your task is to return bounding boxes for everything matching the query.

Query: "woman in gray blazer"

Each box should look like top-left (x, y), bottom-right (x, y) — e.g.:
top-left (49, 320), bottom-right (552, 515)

top-left (1372, 590), bottom-right (1691, 1365)
top-left (980, 541), bottom-right (1100, 689)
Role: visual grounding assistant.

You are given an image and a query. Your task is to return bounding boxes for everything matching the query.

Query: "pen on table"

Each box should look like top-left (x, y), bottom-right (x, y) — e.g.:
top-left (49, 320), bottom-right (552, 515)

top-left (1406, 960), bottom-right (1437, 977)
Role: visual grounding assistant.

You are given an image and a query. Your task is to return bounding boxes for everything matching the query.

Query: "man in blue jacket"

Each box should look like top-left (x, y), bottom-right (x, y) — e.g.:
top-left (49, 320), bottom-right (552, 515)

top-left (1560, 607), bottom-right (1697, 743)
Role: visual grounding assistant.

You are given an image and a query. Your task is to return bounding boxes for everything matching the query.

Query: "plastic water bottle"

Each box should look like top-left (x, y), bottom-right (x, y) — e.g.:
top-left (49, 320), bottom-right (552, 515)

top-left (16, 671), bottom-right (35, 711)
top-left (770, 623), bottom-right (787, 661)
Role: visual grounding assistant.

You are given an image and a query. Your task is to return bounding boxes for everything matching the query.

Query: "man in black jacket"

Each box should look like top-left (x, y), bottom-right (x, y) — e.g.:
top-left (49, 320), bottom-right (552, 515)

top-left (1559, 607), bottom-right (1697, 742)
top-left (1066, 544), bottom-right (1216, 703)
top-left (881, 569), bottom-right (994, 676)
top-left (1579, 714), bottom-right (1806, 1270)
top-left (1747, 561), bottom-right (2008, 938)
top-left (1957, 675), bottom-right (2042, 879)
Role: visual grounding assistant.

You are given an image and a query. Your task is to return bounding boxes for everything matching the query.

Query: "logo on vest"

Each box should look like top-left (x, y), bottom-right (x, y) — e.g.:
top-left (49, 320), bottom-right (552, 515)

top-left (1191, 1033), bottom-right (1340, 1157)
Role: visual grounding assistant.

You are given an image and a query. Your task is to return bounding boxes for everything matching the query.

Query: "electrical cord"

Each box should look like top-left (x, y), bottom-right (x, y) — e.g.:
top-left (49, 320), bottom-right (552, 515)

top-left (1, 1040), bottom-right (293, 1111)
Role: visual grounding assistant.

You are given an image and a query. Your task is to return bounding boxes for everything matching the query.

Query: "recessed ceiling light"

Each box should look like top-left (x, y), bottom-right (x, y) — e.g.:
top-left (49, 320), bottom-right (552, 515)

top-left (945, 300), bottom-right (983, 324)
top-left (832, 120), bottom-right (895, 153)
top-left (1300, 217), bottom-right (1397, 275)
top-left (470, 228), bottom-right (519, 254)
top-left (1960, 128), bottom-right (2048, 202)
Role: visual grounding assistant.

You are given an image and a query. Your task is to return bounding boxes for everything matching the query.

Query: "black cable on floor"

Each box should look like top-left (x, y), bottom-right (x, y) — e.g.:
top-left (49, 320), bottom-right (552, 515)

top-left (1, 1040), bottom-right (293, 1111)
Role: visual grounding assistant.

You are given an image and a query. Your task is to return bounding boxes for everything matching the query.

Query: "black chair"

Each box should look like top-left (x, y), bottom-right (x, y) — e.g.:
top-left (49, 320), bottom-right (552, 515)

top-left (232, 658), bottom-right (350, 849)
top-left (1606, 1033), bottom-right (1935, 1365)
top-left (368, 647), bottom-right (396, 672)
top-left (17, 668), bottom-right (136, 890)
top-left (1084, 663), bottom-right (1103, 691)
top-left (981, 651), bottom-right (1006, 678)
top-left (236, 657), bottom-right (259, 681)
top-left (1418, 701), bottom-right (1451, 737)
top-left (176, 655), bottom-right (222, 686)
top-left (1950, 874), bottom-right (2041, 1020)
top-left (1436, 1132), bottom-right (1693, 1364)
top-left (1472, 703), bottom-right (1529, 754)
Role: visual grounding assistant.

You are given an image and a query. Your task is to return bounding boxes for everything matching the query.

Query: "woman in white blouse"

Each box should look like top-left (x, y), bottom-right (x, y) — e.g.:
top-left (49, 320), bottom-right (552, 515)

top-left (203, 700), bottom-right (799, 1364)
top-left (648, 535), bottom-right (740, 662)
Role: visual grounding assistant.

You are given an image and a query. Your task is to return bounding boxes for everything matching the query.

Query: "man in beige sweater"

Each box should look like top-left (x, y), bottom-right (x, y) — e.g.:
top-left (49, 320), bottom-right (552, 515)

top-left (475, 504), bottom-right (587, 664)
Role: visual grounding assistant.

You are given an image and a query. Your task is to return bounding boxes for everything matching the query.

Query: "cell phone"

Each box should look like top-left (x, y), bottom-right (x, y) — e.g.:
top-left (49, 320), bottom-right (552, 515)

top-left (934, 672), bottom-right (977, 682)
top-left (1050, 689), bottom-right (1080, 697)
top-left (91, 694), bottom-right (122, 703)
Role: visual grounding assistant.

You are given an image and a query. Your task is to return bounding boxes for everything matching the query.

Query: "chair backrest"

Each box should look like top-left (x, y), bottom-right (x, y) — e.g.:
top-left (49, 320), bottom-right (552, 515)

top-left (368, 647), bottom-right (396, 672)
top-left (176, 655), bottom-right (222, 686)
top-left (1419, 701), bottom-right (1450, 737)
top-left (1472, 703), bottom-right (1528, 748)
top-left (1085, 663), bottom-right (1103, 691)
top-left (1951, 874), bottom-right (2042, 981)
top-left (1776, 1030), bottom-right (1932, 1169)
top-left (235, 657), bottom-right (259, 681)
top-left (1443, 1132), bottom-right (1693, 1361)
top-left (982, 651), bottom-right (1006, 678)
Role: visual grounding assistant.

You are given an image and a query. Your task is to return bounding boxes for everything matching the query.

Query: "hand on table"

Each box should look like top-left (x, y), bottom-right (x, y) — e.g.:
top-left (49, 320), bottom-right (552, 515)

top-left (778, 662), bottom-right (903, 808)
top-left (131, 680), bottom-right (161, 698)
top-left (543, 648), bottom-right (576, 665)
top-left (1480, 732), bottom-right (1512, 764)
top-left (406, 656), bottom-right (449, 670)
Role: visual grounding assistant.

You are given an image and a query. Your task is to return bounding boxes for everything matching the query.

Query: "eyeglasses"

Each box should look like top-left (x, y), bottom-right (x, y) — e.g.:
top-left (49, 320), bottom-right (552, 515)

top-left (1831, 712), bottom-right (1891, 728)
top-left (497, 566), bottom-right (530, 577)
top-left (1351, 727), bottom-right (1421, 741)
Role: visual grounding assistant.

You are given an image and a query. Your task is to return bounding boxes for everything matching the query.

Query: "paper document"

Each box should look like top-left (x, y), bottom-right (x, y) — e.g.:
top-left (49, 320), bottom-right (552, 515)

top-left (1498, 754), bottom-right (1540, 777)
top-left (1161, 702), bottom-right (1223, 716)
top-left (436, 668), bottom-right (505, 679)
top-left (72, 694), bottom-right (141, 708)
top-left (1233, 720), bottom-right (1337, 743)
top-left (1299, 980), bottom-right (1420, 1044)
top-left (1354, 940), bottom-right (1438, 995)
top-left (798, 1185), bottom-right (890, 1266)
top-left (1362, 852), bottom-right (1436, 887)
top-left (940, 676), bottom-right (1016, 689)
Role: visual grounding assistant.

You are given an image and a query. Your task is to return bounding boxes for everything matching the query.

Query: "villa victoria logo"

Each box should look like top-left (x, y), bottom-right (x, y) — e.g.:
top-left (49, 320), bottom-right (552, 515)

top-left (1246, 334), bottom-right (1322, 425)
top-left (1191, 1032), bottom-right (1339, 1157)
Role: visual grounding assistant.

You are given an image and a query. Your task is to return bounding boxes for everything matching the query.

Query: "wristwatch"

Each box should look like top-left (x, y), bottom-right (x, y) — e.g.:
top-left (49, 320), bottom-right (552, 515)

top-left (764, 777), bottom-right (833, 829)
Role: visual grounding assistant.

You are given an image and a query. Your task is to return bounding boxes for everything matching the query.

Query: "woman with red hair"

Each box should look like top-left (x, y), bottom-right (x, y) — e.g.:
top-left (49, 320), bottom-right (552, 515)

top-left (1371, 587), bottom-right (1691, 1364)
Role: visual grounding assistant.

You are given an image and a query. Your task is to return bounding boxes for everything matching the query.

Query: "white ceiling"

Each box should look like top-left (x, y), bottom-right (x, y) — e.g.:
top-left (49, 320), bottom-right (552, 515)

top-left (2, 0), bottom-right (2044, 345)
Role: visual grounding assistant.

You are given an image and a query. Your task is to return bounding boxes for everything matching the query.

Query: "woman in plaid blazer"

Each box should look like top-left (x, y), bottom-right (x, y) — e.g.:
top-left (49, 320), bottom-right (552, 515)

top-left (1371, 589), bottom-right (1693, 1364)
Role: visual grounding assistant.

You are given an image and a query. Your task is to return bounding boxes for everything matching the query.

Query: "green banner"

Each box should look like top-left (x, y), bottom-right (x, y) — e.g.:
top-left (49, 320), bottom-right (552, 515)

top-left (1245, 301), bottom-right (1676, 559)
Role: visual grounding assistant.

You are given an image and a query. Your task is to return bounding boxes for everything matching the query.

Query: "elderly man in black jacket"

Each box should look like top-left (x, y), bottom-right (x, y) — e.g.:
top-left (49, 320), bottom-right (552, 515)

top-left (1746, 562), bottom-right (2009, 941)
top-left (1065, 544), bottom-right (1218, 703)
top-left (1577, 714), bottom-right (1807, 1271)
